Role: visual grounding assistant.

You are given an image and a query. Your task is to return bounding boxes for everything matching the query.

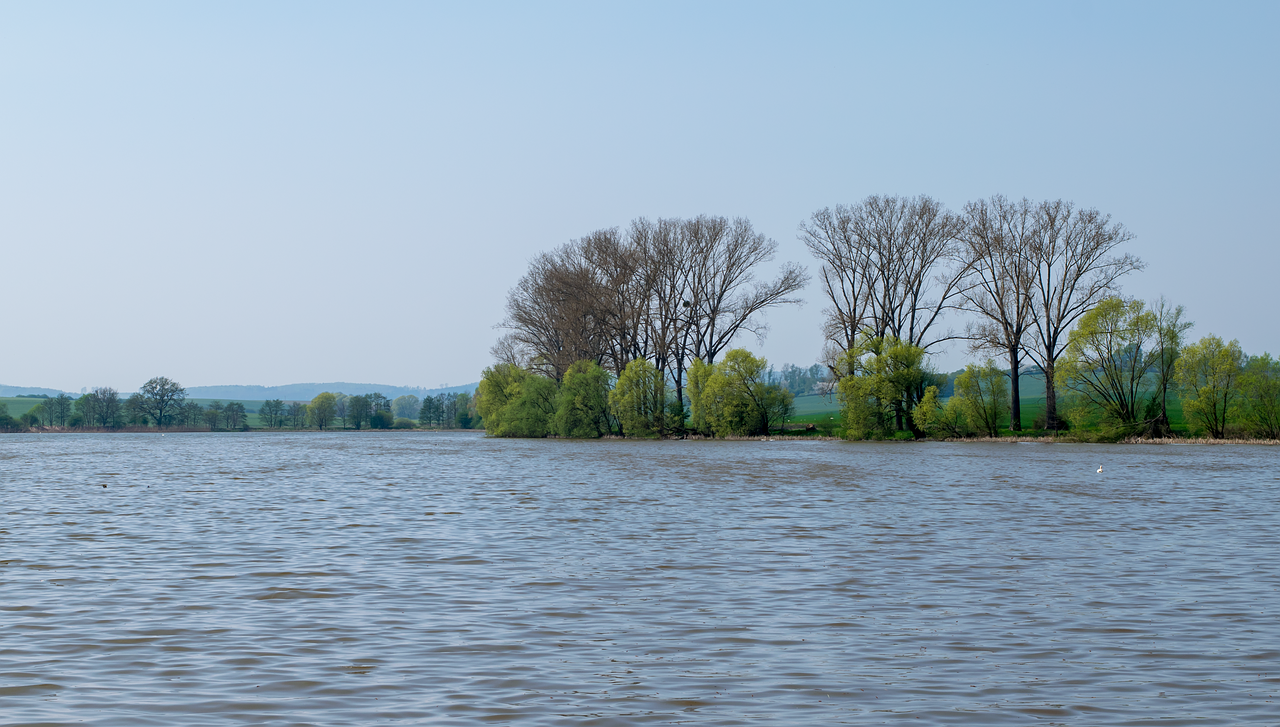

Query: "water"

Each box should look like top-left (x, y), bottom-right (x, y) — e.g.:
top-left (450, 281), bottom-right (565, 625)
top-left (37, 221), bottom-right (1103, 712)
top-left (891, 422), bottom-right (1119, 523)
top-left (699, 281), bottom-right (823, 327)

top-left (2, 433), bottom-right (1278, 725)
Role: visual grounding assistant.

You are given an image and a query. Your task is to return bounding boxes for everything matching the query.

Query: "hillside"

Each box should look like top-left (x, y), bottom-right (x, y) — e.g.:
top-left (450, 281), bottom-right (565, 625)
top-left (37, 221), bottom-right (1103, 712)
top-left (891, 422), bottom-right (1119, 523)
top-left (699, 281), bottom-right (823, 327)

top-left (184, 382), bottom-right (479, 401)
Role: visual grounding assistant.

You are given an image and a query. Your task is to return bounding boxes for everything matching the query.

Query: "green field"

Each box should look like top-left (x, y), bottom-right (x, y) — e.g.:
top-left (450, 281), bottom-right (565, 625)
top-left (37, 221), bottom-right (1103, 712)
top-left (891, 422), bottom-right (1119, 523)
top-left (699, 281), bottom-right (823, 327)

top-left (0, 397), bottom-right (50, 417)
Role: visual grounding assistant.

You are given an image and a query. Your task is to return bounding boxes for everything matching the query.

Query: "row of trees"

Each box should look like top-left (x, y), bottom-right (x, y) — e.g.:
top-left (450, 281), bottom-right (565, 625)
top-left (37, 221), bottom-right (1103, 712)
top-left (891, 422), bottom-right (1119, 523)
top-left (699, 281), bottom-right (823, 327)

top-left (477, 348), bottom-right (794, 438)
top-left (838, 301), bottom-right (1280, 440)
top-left (495, 215), bottom-right (809, 412)
top-left (10, 378), bottom-right (481, 432)
top-left (802, 194), bottom-right (1141, 432)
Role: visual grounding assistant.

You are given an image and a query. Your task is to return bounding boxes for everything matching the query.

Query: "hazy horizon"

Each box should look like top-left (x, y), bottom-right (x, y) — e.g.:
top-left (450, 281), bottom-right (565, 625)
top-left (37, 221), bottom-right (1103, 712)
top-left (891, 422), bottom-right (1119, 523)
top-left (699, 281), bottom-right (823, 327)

top-left (4, 2), bottom-right (1276, 392)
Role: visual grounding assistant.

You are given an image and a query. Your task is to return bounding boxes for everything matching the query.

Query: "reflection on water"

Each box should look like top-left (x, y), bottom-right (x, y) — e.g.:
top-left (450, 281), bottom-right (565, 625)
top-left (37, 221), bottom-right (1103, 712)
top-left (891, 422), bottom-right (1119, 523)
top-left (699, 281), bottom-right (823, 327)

top-left (1, 432), bottom-right (1278, 725)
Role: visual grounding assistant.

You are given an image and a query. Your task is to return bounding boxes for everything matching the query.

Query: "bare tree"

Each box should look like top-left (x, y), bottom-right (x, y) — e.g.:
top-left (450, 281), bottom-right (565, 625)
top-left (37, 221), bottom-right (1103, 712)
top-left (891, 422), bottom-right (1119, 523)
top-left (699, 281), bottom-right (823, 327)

top-left (798, 205), bottom-right (873, 369)
top-left (800, 196), bottom-right (968, 369)
top-left (498, 215), bottom-right (807, 415)
top-left (959, 196), bottom-right (1038, 431)
top-left (1023, 200), bottom-right (1143, 429)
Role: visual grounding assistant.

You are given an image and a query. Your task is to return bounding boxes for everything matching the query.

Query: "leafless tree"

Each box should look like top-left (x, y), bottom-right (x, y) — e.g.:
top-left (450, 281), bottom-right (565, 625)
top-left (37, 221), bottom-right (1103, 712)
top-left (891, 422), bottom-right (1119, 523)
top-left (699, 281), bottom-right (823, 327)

top-left (959, 196), bottom-right (1038, 431)
top-left (1023, 200), bottom-right (1143, 429)
top-left (498, 215), bottom-right (807, 409)
top-left (800, 195), bottom-right (969, 375)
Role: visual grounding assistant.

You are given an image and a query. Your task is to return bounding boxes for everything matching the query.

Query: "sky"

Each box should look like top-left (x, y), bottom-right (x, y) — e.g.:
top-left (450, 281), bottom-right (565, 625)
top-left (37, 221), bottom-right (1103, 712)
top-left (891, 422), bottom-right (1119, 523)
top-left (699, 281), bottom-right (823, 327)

top-left (2, 1), bottom-right (1276, 392)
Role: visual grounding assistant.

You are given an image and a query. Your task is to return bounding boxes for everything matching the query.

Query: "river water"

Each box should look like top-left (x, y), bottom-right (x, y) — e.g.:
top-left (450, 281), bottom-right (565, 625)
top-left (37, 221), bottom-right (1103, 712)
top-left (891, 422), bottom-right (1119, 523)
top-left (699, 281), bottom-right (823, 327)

top-left (1, 432), bottom-right (1278, 725)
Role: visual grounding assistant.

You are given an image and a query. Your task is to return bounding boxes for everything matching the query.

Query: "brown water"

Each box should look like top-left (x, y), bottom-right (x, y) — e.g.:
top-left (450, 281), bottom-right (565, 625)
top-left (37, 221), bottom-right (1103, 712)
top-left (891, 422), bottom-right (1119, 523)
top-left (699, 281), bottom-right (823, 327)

top-left (2, 433), bottom-right (1278, 725)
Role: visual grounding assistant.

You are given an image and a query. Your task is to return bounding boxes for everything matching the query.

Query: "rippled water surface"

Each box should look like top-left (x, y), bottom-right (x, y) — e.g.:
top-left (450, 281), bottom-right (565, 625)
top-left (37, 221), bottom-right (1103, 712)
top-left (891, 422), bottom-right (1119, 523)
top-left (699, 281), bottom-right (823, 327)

top-left (2, 433), bottom-right (1279, 725)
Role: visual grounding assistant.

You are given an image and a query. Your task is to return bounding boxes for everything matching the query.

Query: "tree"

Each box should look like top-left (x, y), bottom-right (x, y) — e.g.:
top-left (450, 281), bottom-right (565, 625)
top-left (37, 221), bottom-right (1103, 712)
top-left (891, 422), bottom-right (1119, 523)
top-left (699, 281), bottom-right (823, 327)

top-left (287, 401), bottom-right (309, 429)
top-left (836, 337), bottom-right (938, 439)
top-left (478, 364), bottom-right (528, 435)
top-left (1147, 297), bottom-right (1193, 433)
top-left (224, 401), bottom-right (247, 429)
top-left (453, 392), bottom-right (473, 428)
top-left (686, 358), bottom-right (715, 436)
top-left (699, 349), bottom-right (793, 436)
top-left (204, 401), bottom-right (224, 429)
top-left (125, 393), bottom-right (149, 425)
top-left (392, 395), bottom-right (420, 419)
top-left (1175, 335), bottom-right (1245, 438)
top-left (1055, 297), bottom-right (1162, 427)
top-left (552, 360), bottom-right (613, 438)
top-left (912, 383), bottom-right (969, 438)
top-left (951, 360), bottom-right (1010, 437)
top-left (333, 393), bottom-right (348, 428)
top-left (368, 393), bottom-right (391, 414)
top-left (799, 196), bottom-right (969, 368)
top-left (1022, 201), bottom-right (1143, 430)
top-left (609, 357), bottom-right (665, 437)
top-left (309, 393), bottom-right (337, 430)
top-left (347, 395), bottom-right (370, 430)
top-left (1241, 354), bottom-right (1280, 439)
top-left (180, 401), bottom-right (204, 428)
top-left (418, 395), bottom-right (441, 427)
top-left (139, 376), bottom-right (186, 429)
top-left (259, 399), bottom-right (285, 429)
top-left (959, 196), bottom-right (1037, 431)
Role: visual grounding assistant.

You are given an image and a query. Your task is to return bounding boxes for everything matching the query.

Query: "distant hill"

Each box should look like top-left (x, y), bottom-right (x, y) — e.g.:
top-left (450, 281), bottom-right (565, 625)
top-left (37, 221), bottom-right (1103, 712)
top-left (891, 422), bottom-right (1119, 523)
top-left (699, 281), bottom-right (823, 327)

top-left (184, 382), bottom-right (480, 401)
top-left (0, 385), bottom-right (71, 397)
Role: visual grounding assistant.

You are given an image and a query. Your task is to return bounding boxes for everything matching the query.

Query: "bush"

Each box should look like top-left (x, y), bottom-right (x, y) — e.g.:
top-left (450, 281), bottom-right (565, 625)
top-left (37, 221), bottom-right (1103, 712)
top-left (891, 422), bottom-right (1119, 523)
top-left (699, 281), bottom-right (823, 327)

top-left (370, 410), bottom-right (394, 429)
top-left (392, 417), bottom-right (416, 429)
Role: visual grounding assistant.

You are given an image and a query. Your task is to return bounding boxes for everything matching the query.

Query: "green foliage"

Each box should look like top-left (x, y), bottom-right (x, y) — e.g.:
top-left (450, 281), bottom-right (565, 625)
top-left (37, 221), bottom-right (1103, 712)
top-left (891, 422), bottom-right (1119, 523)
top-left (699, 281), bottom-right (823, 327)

top-left (497, 374), bottom-right (557, 437)
top-left (552, 360), bottom-right (612, 438)
top-left (392, 417), bottom-right (416, 429)
top-left (392, 395), bottom-right (420, 419)
top-left (477, 364), bottom-right (529, 435)
top-left (369, 409), bottom-right (394, 429)
top-left (686, 358), bottom-right (714, 436)
top-left (1175, 335), bottom-right (1245, 438)
top-left (699, 349), bottom-right (793, 436)
top-left (1056, 297), bottom-right (1162, 426)
top-left (952, 360), bottom-right (1009, 437)
top-left (836, 337), bottom-right (937, 439)
top-left (912, 385), bottom-right (968, 438)
top-left (609, 358), bottom-right (665, 437)
top-left (347, 395), bottom-right (370, 429)
top-left (1241, 353), bottom-right (1280, 439)
top-left (309, 392), bottom-right (337, 430)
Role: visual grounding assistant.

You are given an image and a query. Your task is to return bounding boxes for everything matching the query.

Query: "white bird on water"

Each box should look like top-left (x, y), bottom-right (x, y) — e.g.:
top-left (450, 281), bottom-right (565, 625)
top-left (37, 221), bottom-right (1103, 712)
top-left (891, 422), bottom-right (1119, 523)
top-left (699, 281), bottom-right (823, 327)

top-left (1097, 465), bottom-right (1103, 474)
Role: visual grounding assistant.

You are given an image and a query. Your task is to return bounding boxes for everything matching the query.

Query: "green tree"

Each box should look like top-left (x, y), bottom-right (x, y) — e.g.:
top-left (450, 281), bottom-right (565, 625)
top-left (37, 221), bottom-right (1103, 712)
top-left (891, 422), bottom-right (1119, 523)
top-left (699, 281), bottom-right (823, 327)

top-left (837, 337), bottom-right (937, 439)
top-left (1056, 297), bottom-right (1161, 427)
top-left (125, 393), bottom-right (150, 425)
top-left (392, 395), bottom-right (420, 419)
top-left (180, 401), bottom-right (203, 428)
top-left (259, 399), bottom-right (285, 429)
top-left (497, 376), bottom-right (556, 437)
top-left (609, 358), bottom-right (665, 437)
top-left (1240, 353), bottom-right (1280, 439)
top-left (1175, 335), bottom-right (1245, 438)
top-left (309, 392), bottom-right (337, 430)
top-left (370, 409), bottom-right (394, 429)
top-left (685, 358), bottom-right (714, 436)
top-left (205, 401), bottom-right (224, 429)
top-left (418, 395), bottom-right (441, 427)
top-left (224, 401), bottom-right (247, 429)
top-left (139, 376), bottom-right (186, 428)
top-left (700, 349), bottom-right (793, 436)
top-left (287, 401), bottom-right (308, 429)
top-left (347, 395), bottom-right (370, 430)
top-left (553, 360), bottom-right (613, 438)
top-left (454, 392), bottom-right (473, 428)
top-left (952, 359), bottom-right (1009, 437)
top-left (912, 382), bottom-right (969, 438)
top-left (478, 364), bottom-right (528, 434)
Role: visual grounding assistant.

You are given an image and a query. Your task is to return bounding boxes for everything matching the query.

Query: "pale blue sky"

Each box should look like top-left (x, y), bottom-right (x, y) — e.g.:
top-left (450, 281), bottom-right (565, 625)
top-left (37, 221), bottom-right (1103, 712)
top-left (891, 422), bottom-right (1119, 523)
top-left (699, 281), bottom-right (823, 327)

top-left (2, 2), bottom-right (1276, 391)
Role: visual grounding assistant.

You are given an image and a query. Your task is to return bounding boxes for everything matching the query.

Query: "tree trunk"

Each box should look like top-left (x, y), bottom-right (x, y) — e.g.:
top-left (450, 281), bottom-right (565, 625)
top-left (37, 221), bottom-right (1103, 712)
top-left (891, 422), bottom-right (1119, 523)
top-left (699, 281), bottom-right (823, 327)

top-left (1008, 348), bottom-right (1022, 432)
top-left (1043, 360), bottom-right (1059, 430)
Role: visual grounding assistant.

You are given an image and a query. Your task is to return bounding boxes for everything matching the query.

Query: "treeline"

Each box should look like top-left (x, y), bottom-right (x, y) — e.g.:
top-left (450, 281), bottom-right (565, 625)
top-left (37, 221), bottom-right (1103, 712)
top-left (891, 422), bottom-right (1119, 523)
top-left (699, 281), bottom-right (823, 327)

top-left (483, 195), bottom-right (1279, 441)
top-left (0, 377), bottom-right (483, 432)
top-left (478, 349), bottom-right (794, 438)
